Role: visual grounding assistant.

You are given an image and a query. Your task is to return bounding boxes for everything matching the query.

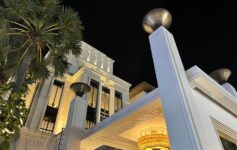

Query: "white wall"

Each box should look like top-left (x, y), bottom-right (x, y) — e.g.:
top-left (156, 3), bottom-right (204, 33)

top-left (192, 88), bottom-right (237, 149)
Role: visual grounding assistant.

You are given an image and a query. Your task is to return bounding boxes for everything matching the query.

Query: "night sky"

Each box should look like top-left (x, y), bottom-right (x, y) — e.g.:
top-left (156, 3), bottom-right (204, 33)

top-left (62, 1), bottom-right (237, 88)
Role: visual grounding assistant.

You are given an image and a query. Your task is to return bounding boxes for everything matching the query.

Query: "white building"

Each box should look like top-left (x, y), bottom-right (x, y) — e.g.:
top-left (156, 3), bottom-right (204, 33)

top-left (12, 27), bottom-right (237, 150)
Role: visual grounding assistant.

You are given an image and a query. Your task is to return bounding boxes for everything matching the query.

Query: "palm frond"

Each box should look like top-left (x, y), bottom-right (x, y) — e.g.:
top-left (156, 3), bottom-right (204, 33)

top-left (0, 0), bottom-right (83, 88)
top-left (29, 58), bottom-right (50, 81)
top-left (51, 54), bottom-right (70, 77)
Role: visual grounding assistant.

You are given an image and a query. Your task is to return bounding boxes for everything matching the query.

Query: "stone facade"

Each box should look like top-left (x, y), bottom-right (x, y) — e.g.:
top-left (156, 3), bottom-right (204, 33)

top-left (11, 28), bottom-right (237, 150)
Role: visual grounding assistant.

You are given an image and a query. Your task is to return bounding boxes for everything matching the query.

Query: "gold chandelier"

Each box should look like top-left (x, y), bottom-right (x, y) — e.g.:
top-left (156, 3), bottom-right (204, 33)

top-left (138, 128), bottom-right (170, 150)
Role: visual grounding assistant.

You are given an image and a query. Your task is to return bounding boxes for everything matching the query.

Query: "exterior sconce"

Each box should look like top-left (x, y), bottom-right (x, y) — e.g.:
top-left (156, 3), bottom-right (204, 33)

top-left (142, 8), bottom-right (172, 33)
top-left (209, 68), bottom-right (231, 84)
top-left (70, 82), bottom-right (91, 97)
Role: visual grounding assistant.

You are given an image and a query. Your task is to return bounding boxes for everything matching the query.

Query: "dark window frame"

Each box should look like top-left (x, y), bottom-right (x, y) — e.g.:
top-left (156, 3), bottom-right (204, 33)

top-left (40, 79), bottom-right (64, 134)
top-left (114, 90), bottom-right (123, 113)
top-left (100, 86), bottom-right (110, 121)
top-left (85, 79), bottom-right (99, 129)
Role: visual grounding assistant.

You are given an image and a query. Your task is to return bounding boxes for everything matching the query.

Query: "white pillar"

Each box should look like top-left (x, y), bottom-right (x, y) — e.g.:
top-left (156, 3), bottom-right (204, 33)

top-left (61, 96), bottom-right (88, 150)
top-left (149, 27), bottom-right (204, 150)
top-left (53, 82), bottom-right (70, 134)
top-left (25, 75), bottom-right (54, 131)
top-left (109, 87), bottom-right (115, 116)
top-left (96, 84), bottom-right (102, 123)
top-left (123, 89), bottom-right (130, 107)
top-left (81, 75), bottom-right (89, 100)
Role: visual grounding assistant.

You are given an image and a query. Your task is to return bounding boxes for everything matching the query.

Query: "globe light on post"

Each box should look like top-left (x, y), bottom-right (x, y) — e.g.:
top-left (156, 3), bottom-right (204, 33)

top-left (209, 68), bottom-right (231, 84)
top-left (142, 8), bottom-right (172, 33)
top-left (70, 82), bottom-right (91, 97)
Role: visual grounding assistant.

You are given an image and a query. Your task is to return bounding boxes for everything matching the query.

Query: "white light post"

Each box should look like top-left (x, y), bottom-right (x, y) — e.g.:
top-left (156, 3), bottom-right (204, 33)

top-left (60, 82), bottom-right (90, 150)
top-left (143, 8), bottom-right (203, 150)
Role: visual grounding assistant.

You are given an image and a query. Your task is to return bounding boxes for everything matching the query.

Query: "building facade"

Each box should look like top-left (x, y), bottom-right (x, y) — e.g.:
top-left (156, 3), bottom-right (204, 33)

top-left (12, 27), bottom-right (237, 150)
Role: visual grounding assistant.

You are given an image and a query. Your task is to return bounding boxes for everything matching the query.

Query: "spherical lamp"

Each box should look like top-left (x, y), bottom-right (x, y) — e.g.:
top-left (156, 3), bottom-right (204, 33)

top-left (209, 68), bottom-right (231, 84)
top-left (142, 8), bottom-right (172, 33)
top-left (70, 82), bottom-right (91, 97)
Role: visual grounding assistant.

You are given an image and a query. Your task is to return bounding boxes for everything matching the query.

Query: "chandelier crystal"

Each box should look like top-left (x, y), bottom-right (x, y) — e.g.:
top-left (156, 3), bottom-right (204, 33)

top-left (138, 127), bottom-right (170, 150)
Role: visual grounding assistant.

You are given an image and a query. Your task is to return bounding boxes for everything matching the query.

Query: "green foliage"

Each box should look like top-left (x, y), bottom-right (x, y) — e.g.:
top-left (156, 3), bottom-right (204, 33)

top-left (0, 0), bottom-right (83, 147)
top-left (0, 83), bottom-right (28, 149)
top-left (0, 0), bottom-right (83, 83)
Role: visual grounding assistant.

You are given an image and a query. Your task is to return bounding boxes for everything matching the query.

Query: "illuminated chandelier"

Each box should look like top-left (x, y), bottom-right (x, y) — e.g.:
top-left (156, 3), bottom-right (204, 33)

top-left (138, 127), bottom-right (170, 150)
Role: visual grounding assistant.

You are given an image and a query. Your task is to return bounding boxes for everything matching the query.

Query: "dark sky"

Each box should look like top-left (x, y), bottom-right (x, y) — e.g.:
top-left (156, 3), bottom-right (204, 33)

top-left (62, 1), bottom-right (237, 88)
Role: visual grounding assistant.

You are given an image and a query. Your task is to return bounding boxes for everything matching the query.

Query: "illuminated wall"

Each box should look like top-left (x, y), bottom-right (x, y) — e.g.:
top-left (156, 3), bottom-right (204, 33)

top-left (24, 41), bottom-right (131, 135)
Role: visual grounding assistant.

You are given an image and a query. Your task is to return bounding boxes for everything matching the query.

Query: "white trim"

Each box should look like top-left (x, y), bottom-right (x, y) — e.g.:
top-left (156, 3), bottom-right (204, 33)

top-left (212, 118), bottom-right (237, 144)
top-left (186, 66), bottom-right (237, 116)
top-left (80, 88), bottom-right (161, 139)
top-left (149, 27), bottom-right (202, 150)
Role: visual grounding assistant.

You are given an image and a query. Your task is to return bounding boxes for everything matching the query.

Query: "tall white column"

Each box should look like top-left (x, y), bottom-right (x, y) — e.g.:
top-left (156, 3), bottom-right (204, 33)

top-left (109, 87), bottom-right (115, 116)
top-left (122, 89), bottom-right (130, 107)
top-left (96, 84), bottom-right (102, 123)
top-left (61, 96), bottom-right (88, 150)
top-left (80, 75), bottom-right (89, 100)
top-left (53, 82), bottom-right (70, 134)
top-left (25, 75), bottom-right (53, 131)
top-left (149, 27), bottom-right (204, 150)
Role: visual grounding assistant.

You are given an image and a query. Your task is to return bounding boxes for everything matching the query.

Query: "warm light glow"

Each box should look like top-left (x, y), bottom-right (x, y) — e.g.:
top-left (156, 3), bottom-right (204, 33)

top-left (94, 54), bottom-right (97, 65)
top-left (87, 49), bottom-right (91, 61)
top-left (143, 24), bottom-right (153, 33)
top-left (138, 128), bottom-right (170, 150)
top-left (23, 83), bottom-right (38, 109)
top-left (101, 58), bottom-right (104, 69)
top-left (107, 61), bottom-right (110, 72)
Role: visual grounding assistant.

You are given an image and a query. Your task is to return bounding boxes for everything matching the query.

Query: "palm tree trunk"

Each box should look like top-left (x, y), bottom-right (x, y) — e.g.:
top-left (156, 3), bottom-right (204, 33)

top-left (12, 51), bottom-right (34, 93)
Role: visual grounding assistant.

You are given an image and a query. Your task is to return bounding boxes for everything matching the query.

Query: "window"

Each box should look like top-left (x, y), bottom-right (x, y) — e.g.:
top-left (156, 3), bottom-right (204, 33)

top-left (85, 79), bottom-right (99, 129)
top-left (100, 87), bottom-right (110, 121)
top-left (220, 137), bottom-right (237, 150)
top-left (114, 91), bottom-right (123, 112)
top-left (40, 80), bottom-right (64, 133)
top-left (87, 79), bottom-right (99, 108)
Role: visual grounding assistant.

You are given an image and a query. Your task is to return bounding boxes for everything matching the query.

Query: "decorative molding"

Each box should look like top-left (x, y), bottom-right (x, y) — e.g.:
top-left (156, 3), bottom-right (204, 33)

top-left (99, 107), bottom-right (164, 141)
top-left (186, 66), bottom-right (237, 116)
top-left (212, 118), bottom-right (237, 143)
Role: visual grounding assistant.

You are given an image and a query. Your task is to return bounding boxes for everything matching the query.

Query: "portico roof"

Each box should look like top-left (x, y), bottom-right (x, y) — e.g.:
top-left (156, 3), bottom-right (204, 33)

top-left (80, 88), bottom-right (164, 150)
top-left (79, 66), bottom-right (237, 149)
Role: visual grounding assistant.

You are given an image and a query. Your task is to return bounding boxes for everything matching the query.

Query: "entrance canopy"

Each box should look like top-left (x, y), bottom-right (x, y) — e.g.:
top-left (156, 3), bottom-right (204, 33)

top-left (80, 89), bottom-right (166, 150)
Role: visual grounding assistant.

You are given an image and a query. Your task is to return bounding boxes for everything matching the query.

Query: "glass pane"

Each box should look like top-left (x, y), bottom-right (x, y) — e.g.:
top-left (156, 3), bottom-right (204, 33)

top-left (101, 87), bottom-right (110, 111)
top-left (220, 137), bottom-right (237, 150)
top-left (40, 80), bottom-right (64, 133)
top-left (87, 79), bottom-right (99, 107)
top-left (85, 79), bottom-right (99, 129)
top-left (100, 87), bottom-right (110, 121)
top-left (87, 86), bottom-right (98, 107)
top-left (114, 91), bottom-right (122, 112)
top-left (48, 80), bottom-right (64, 108)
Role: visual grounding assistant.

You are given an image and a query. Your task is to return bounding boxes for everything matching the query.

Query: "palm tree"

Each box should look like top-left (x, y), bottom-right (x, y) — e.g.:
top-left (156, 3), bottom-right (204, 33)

top-left (0, 0), bottom-right (83, 92)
